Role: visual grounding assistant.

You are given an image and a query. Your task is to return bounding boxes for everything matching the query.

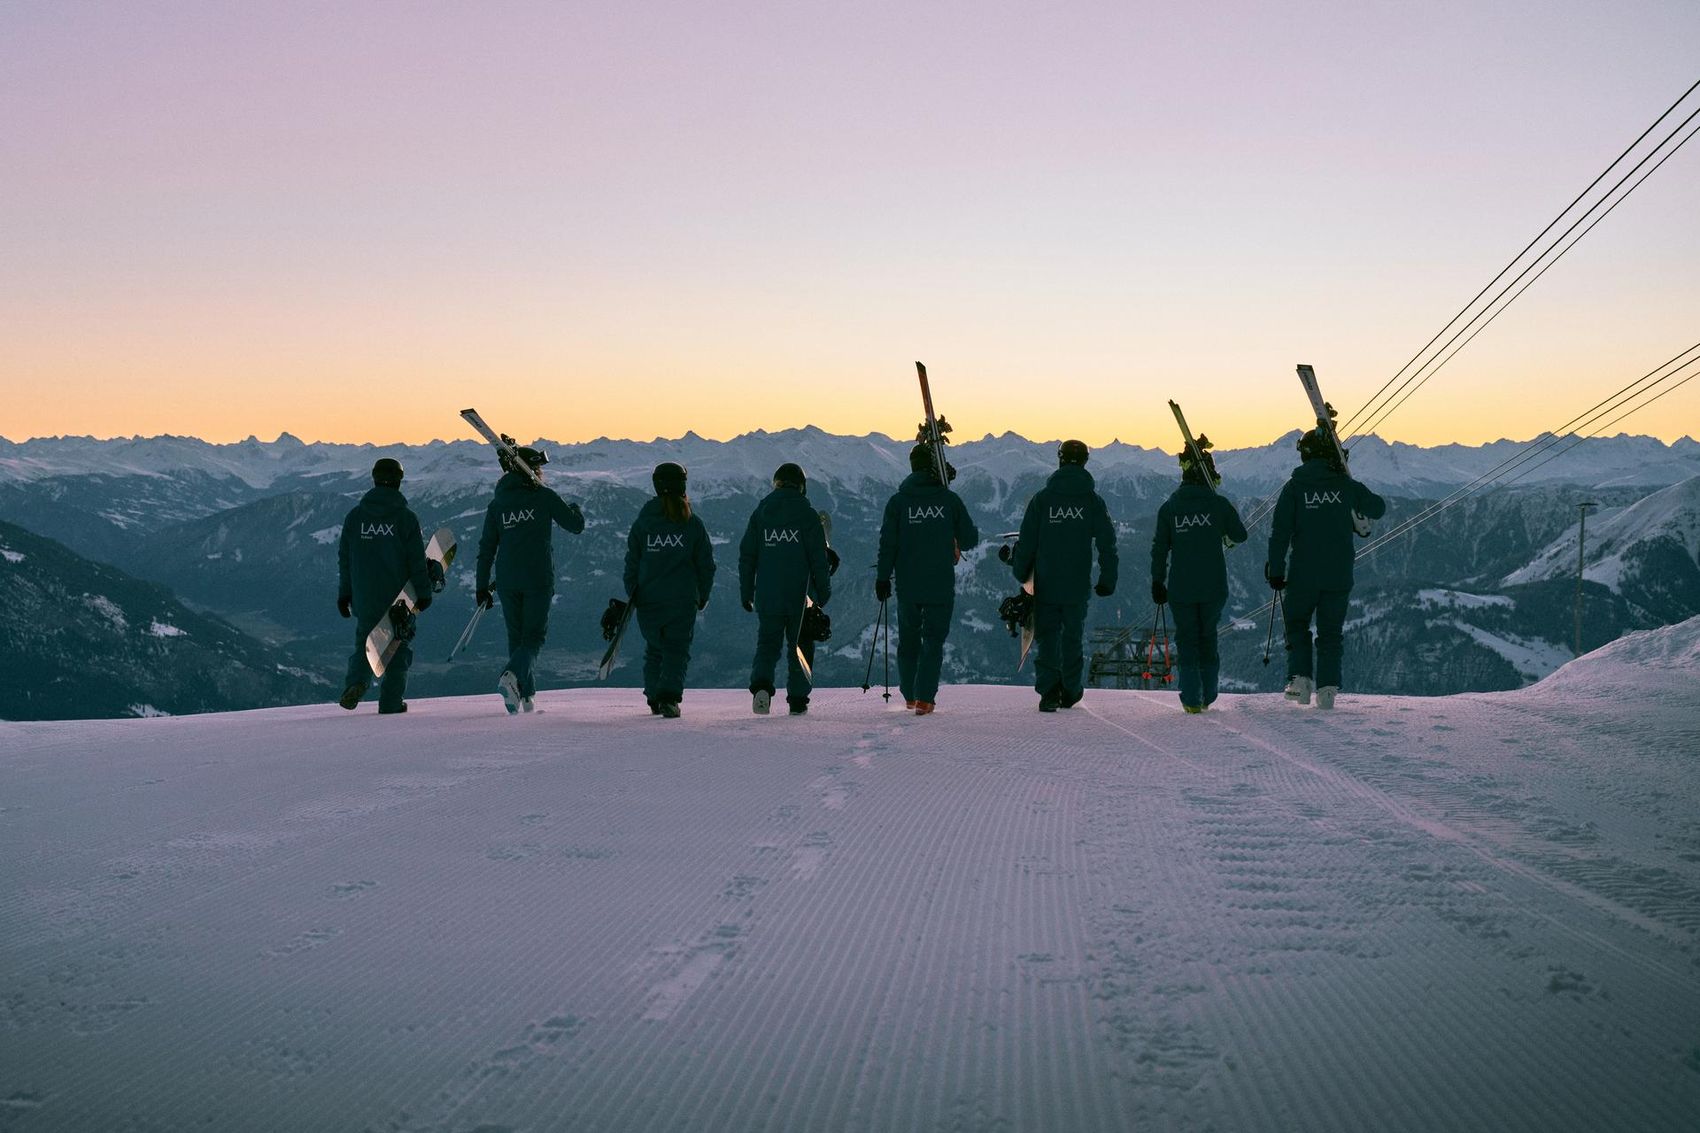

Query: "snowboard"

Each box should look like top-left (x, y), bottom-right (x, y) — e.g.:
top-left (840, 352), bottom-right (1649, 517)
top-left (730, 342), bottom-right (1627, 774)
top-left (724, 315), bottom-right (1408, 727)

top-left (994, 530), bottom-right (1037, 671)
top-left (1295, 365), bottom-right (1373, 536)
top-left (794, 511), bottom-right (832, 681)
top-left (365, 526), bottom-right (456, 678)
top-left (596, 598), bottom-right (634, 680)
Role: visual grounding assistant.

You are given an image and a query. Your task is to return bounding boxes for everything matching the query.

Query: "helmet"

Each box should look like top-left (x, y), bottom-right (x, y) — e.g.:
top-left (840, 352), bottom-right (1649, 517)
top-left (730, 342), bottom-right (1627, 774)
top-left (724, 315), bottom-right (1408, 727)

top-left (909, 443), bottom-right (935, 473)
top-left (501, 444), bottom-right (548, 473)
top-left (773, 462), bottom-right (807, 491)
top-left (372, 457), bottom-right (404, 487)
top-left (653, 462), bottom-right (687, 496)
top-left (1058, 439), bottom-right (1089, 466)
top-left (1297, 429), bottom-right (1333, 462)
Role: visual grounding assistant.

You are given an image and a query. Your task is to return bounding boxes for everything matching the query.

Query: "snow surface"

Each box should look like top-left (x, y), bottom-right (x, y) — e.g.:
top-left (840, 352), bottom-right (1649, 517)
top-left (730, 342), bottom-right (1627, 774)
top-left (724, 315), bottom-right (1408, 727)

top-left (0, 548), bottom-right (22, 564)
top-left (3, 621), bottom-right (1699, 1131)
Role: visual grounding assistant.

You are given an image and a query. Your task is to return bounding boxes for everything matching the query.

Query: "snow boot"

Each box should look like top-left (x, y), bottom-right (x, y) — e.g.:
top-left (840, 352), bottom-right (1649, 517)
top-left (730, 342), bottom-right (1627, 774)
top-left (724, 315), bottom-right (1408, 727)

top-left (1314, 685), bottom-right (1338, 710)
top-left (1183, 704), bottom-right (1203, 715)
top-left (520, 696), bottom-right (536, 714)
top-left (338, 681), bottom-right (367, 711)
top-left (647, 699), bottom-right (661, 715)
top-left (658, 701), bottom-right (681, 719)
top-left (379, 702), bottom-right (408, 715)
top-left (788, 697), bottom-right (809, 716)
top-left (752, 688), bottom-right (773, 715)
top-left (1038, 692), bottom-right (1060, 713)
top-left (1059, 689), bottom-right (1082, 709)
top-left (498, 670), bottom-right (522, 715)
top-left (914, 701), bottom-right (935, 716)
top-left (904, 699), bottom-right (917, 710)
top-left (1283, 676), bottom-right (1313, 705)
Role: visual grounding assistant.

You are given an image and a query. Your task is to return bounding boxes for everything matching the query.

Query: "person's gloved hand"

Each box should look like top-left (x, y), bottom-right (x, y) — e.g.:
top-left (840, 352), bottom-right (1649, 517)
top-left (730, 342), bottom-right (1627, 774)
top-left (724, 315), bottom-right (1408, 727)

top-left (414, 592), bottom-right (432, 613)
top-left (476, 588), bottom-right (494, 610)
top-left (1094, 580), bottom-right (1114, 598)
top-left (826, 547), bottom-right (840, 575)
top-left (742, 599), bottom-right (754, 613)
top-left (1151, 580), bottom-right (1167, 605)
top-left (337, 595), bottom-right (352, 619)
top-left (1264, 563), bottom-right (1286, 591)
top-left (875, 578), bottom-right (892, 602)
top-left (997, 544), bottom-right (1013, 563)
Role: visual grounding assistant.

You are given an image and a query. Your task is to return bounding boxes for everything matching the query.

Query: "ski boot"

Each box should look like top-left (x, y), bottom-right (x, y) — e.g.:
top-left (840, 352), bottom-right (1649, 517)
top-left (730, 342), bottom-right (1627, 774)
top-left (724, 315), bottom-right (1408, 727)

top-left (338, 681), bottom-right (368, 711)
top-left (497, 670), bottom-right (522, 715)
top-left (1283, 676), bottom-right (1313, 705)
top-left (520, 696), bottom-right (536, 714)
top-left (752, 687), bottom-right (773, 715)
top-left (1314, 686), bottom-right (1338, 710)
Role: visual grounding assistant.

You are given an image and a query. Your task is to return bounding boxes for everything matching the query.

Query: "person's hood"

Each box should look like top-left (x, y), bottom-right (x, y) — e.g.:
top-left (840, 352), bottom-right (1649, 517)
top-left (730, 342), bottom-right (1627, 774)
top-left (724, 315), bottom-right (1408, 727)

top-left (1290, 457), bottom-right (1343, 481)
top-left (898, 471), bottom-right (950, 496)
top-left (1168, 482), bottom-right (1216, 504)
top-left (358, 485), bottom-right (409, 515)
top-left (1045, 464), bottom-right (1097, 495)
top-left (495, 470), bottom-right (540, 493)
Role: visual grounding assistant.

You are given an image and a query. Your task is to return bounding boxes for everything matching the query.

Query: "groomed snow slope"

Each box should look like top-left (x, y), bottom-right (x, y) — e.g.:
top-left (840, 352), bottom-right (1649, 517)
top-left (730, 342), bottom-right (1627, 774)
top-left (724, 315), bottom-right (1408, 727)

top-left (3, 627), bottom-right (1699, 1131)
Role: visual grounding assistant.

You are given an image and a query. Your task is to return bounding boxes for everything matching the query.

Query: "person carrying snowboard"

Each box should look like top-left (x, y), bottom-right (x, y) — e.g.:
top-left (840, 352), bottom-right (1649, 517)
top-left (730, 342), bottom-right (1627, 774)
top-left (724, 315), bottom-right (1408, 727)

top-left (1149, 439), bottom-right (1247, 714)
top-left (1007, 440), bottom-right (1118, 712)
top-left (336, 457), bottom-right (434, 714)
top-left (876, 443), bottom-right (979, 715)
top-left (623, 462), bottom-right (716, 718)
top-left (1264, 428), bottom-right (1387, 710)
top-left (739, 462), bottom-right (833, 716)
top-left (474, 444), bottom-right (586, 714)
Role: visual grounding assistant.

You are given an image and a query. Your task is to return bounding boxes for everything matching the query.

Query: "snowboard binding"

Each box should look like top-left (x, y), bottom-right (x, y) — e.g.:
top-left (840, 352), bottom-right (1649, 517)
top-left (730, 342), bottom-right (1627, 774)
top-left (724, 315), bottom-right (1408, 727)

top-left (998, 592), bottom-right (1034, 638)
top-left (600, 598), bottom-right (630, 642)
top-left (800, 605), bottom-right (832, 644)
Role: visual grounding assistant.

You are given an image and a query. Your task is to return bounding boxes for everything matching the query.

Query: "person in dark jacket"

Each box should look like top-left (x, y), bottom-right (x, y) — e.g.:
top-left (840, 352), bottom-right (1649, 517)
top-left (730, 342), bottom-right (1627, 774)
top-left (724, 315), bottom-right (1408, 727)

top-left (876, 444), bottom-right (979, 714)
top-left (1265, 429), bottom-right (1388, 709)
top-left (1008, 440), bottom-right (1119, 712)
top-left (337, 457), bottom-right (433, 714)
top-left (623, 462), bottom-right (716, 718)
top-left (474, 444), bottom-right (586, 714)
top-left (739, 462), bottom-right (833, 715)
top-left (1150, 440), bottom-right (1248, 714)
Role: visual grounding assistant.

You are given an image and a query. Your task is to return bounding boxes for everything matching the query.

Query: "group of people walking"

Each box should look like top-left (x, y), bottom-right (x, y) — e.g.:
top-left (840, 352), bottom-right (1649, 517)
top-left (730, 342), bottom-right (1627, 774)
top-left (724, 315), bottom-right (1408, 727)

top-left (334, 428), bottom-right (1385, 717)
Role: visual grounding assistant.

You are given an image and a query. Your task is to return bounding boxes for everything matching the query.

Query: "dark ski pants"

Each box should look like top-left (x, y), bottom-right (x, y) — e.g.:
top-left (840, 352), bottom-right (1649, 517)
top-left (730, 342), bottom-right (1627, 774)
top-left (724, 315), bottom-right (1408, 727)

top-left (1170, 598), bottom-right (1226, 709)
top-left (638, 602), bottom-right (697, 704)
top-left (750, 610), bottom-right (815, 705)
top-left (897, 597), bottom-right (954, 704)
top-left (1284, 585), bottom-right (1351, 689)
top-left (498, 587), bottom-right (552, 698)
top-left (1032, 600), bottom-right (1088, 699)
top-left (344, 615), bottom-right (410, 711)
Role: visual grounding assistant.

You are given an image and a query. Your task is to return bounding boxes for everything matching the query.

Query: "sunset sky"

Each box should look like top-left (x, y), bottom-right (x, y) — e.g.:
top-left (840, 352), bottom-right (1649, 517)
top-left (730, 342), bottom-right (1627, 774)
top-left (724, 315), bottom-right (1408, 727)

top-left (2, 1), bottom-right (1696, 449)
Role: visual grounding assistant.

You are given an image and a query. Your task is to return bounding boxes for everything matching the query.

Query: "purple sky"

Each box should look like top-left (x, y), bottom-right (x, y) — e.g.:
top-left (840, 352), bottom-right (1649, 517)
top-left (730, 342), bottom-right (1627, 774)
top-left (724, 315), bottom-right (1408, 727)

top-left (2, 1), bottom-right (1696, 447)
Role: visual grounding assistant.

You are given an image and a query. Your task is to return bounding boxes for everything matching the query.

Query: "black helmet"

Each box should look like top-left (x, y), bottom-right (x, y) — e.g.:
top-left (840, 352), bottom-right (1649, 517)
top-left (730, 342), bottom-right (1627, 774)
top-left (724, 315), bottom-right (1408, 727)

top-left (501, 444), bottom-right (548, 473)
top-left (1297, 429), bottom-right (1333, 461)
top-left (653, 462), bottom-right (687, 496)
top-left (773, 462), bottom-right (806, 491)
top-left (1058, 439), bottom-right (1089, 466)
top-left (909, 443), bottom-right (935, 473)
top-left (372, 457), bottom-right (404, 487)
top-left (1179, 435), bottom-right (1221, 487)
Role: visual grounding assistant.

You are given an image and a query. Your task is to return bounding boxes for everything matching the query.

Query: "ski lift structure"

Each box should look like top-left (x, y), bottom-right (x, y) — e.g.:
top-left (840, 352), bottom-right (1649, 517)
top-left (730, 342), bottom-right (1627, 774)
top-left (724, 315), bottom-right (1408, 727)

top-left (1088, 612), bottom-right (1174, 691)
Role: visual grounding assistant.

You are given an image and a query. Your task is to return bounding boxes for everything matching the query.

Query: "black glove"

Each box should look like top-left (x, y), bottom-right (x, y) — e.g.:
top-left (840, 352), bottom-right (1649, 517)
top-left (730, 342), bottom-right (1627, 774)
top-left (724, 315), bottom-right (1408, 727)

top-left (1264, 563), bottom-right (1286, 591)
top-left (414, 591), bottom-right (432, 613)
top-left (476, 588), bottom-right (494, 610)
top-left (875, 578), bottom-right (892, 602)
top-left (742, 599), bottom-right (754, 613)
top-left (826, 547), bottom-right (840, 575)
top-left (427, 559), bottom-right (446, 592)
top-left (1151, 580), bottom-right (1167, 605)
top-left (337, 595), bottom-right (352, 619)
top-left (997, 544), bottom-right (1012, 563)
top-left (1094, 580), bottom-right (1114, 598)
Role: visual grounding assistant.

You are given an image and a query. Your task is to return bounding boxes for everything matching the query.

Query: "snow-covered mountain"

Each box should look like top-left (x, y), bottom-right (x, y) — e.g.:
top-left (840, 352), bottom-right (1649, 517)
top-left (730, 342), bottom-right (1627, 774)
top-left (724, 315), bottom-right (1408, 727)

top-left (3, 620), bottom-right (1697, 1130)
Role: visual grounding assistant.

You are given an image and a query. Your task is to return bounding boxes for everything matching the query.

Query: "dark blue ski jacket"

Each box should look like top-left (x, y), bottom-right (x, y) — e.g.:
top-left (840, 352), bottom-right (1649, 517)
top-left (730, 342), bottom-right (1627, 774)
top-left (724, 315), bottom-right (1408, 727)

top-left (475, 471), bottom-right (586, 593)
top-left (338, 486), bottom-right (432, 622)
top-left (876, 471), bottom-right (980, 605)
top-left (738, 486), bottom-right (832, 615)
top-left (1151, 483), bottom-right (1249, 605)
top-left (1266, 457), bottom-right (1387, 591)
top-left (1010, 465), bottom-right (1118, 604)
top-left (624, 498), bottom-right (716, 611)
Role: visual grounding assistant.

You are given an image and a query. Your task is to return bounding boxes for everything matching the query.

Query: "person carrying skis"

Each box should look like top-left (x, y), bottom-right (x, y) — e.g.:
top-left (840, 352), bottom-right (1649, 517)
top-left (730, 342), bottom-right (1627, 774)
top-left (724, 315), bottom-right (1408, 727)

top-left (1150, 440), bottom-right (1248, 714)
top-left (623, 462), bottom-right (716, 718)
top-left (1264, 428), bottom-right (1387, 709)
top-left (739, 462), bottom-right (833, 715)
top-left (474, 444), bottom-right (586, 714)
top-left (336, 457), bottom-right (434, 714)
top-left (876, 443), bottom-right (979, 715)
top-left (1007, 440), bottom-right (1118, 712)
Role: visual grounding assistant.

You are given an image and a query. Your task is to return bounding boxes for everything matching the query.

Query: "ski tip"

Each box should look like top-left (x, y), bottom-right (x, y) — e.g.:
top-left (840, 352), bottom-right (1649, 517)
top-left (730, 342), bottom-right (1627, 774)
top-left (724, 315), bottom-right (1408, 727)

top-left (914, 360), bottom-right (926, 375)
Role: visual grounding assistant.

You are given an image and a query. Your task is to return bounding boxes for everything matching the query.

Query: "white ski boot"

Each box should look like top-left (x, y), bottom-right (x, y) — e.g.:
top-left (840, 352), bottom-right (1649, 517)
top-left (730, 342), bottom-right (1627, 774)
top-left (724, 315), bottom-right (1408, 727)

top-left (1283, 675), bottom-right (1313, 705)
top-left (1314, 685), bottom-right (1338, 710)
top-left (497, 670), bottom-right (522, 716)
top-left (752, 688), bottom-right (772, 715)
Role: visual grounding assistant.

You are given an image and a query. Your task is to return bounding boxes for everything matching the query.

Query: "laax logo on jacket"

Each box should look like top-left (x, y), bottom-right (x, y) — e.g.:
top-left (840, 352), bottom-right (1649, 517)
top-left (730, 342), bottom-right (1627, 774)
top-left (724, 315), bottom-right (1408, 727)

top-left (1048, 506), bottom-right (1087, 522)
top-left (1302, 491), bottom-right (1344, 508)
top-left (1174, 513), bottom-right (1214, 531)
top-left (647, 533), bottom-right (686, 551)
top-left (502, 509), bottom-right (538, 527)
top-left (764, 528), bottom-right (802, 546)
top-left (360, 523), bottom-right (396, 538)
top-left (907, 505), bottom-right (947, 522)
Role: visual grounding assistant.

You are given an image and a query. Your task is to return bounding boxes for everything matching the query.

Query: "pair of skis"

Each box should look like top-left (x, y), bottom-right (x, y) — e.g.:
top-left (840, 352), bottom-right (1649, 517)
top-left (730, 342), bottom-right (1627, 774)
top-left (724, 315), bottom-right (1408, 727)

top-left (446, 409), bottom-right (544, 666)
top-left (1296, 364), bottom-right (1373, 536)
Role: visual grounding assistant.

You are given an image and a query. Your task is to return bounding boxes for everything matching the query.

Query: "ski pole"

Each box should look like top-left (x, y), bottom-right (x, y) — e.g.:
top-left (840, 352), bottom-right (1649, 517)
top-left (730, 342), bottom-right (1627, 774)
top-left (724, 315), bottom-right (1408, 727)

top-left (881, 600), bottom-right (891, 702)
top-left (861, 599), bottom-right (885, 693)
top-left (447, 602), bottom-right (488, 663)
top-left (1261, 592), bottom-right (1282, 666)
